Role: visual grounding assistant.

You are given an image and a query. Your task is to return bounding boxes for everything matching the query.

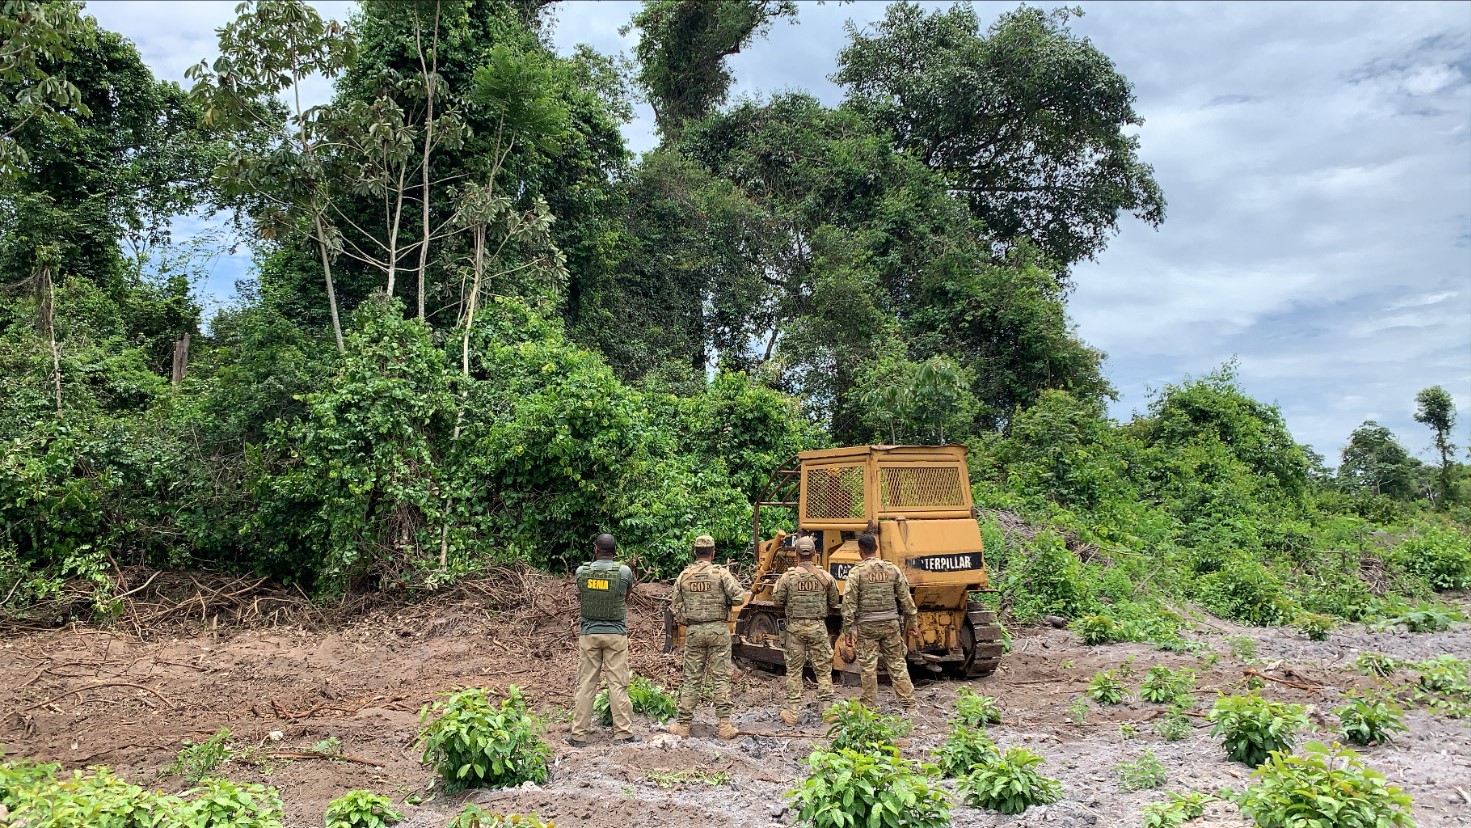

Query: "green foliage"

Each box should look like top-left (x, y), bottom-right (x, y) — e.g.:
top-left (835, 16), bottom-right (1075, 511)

top-left (324, 790), bottom-right (403, 828)
top-left (1087, 670), bottom-right (1128, 705)
top-left (1228, 637), bottom-right (1258, 661)
top-left (1392, 526), bottom-right (1471, 590)
top-left (1413, 654), bottom-right (1468, 693)
top-left (448, 807), bottom-right (553, 828)
top-left (931, 725), bottom-right (998, 779)
top-left (952, 687), bottom-right (1002, 727)
top-left (1378, 606), bottom-right (1456, 633)
top-left (181, 778), bottom-right (283, 828)
top-left (824, 698), bottom-right (911, 752)
top-left (1140, 791), bottom-right (1214, 828)
top-left (1335, 693), bottom-right (1408, 746)
top-left (1237, 742), bottom-right (1414, 828)
top-left (1295, 612), bottom-right (1334, 641)
top-left (643, 768), bottom-right (730, 789)
top-left (1196, 558), bottom-right (1290, 626)
top-left (787, 748), bottom-right (951, 828)
top-left (167, 729), bottom-right (234, 785)
top-left (1006, 531), bottom-right (1096, 621)
top-left (1206, 693), bottom-right (1309, 767)
top-left (418, 686), bottom-right (550, 792)
top-left (594, 675), bottom-right (677, 725)
top-left (1114, 749), bottom-right (1168, 791)
top-left (1139, 666), bottom-right (1196, 705)
top-left (1154, 706), bottom-right (1192, 741)
top-left (960, 747), bottom-right (1064, 815)
top-left (1355, 652), bottom-right (1399, 677)
top-left (1066, 696), bottom-right (1090, 725)
top-left (0, 759), bottom-right (284, 828)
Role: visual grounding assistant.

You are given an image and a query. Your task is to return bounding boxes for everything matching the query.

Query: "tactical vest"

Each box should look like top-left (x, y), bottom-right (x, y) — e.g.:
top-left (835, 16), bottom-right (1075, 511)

top-left (783, 564), bottom-right (831, 619)
top-left (854, 560), bottom-right (902, 614)
top-left (679, 562), bottom-right (729, 623)
top-left (577, 559), bottom-right (626, 622)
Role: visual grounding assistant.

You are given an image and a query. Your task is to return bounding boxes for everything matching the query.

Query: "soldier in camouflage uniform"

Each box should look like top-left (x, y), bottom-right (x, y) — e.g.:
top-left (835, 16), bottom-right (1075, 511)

top-left (772, 535), bottom-right (840, 725)
top-left (570, 533), bottom-right (637, 747)
top-left (669, 534), bottom-right (748, 740)
top-left (840, 532), bottom-right (918, 711)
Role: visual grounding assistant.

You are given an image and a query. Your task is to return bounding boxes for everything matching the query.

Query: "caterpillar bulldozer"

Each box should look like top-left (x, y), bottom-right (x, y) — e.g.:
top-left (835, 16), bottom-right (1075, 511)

top-left (663, 445), bottom-right (1005, 682)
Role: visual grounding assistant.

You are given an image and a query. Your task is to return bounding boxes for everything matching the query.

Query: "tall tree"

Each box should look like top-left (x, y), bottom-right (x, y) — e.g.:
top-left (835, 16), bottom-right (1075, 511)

top-left (0, 0), bottom-right (90, 179)
top-left (1339, 420), bottom-right (1421, 502)
top-left (1414, 385), bottom-right (1458, 505)
top-left (834, 3), bottom-right (1164, 272)
top-left (625, 0), bottom-right (797, 139)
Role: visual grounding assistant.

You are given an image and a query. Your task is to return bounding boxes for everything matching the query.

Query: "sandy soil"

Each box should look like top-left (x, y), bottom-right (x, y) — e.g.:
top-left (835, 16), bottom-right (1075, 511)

top-left (3, 581), bottom-right (1468, 828)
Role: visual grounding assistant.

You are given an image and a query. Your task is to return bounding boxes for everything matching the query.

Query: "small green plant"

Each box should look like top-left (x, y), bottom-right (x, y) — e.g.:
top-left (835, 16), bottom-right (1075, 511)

top-left (1295, 612), bottom-right (1334, 641)
top-left (1379, 606), bottom-right (1455, 633)
top-left (931, 724), bottom-right (998, 778)
top-left (1413, 654), bottom-right (1469, 693)
top-left (418, 686), bottom-right (551, 791)
top-left (168, 728), bottom-right (234, 784)
top-left (1114, 749), bottom-right (1168, 791)
top-left (1060, 659), bottom-right (1076, 670)
top-left (594, 675), bottom-right (678, 725)
top-left (787, 748), bottom-right (951, 828)
top-left (311, 736), bottom-right (344, 756)
top-left (961, 747), bottom-right (1063, 814)
top-left (325, 790), bottom-right (403, 828)
top-left (1354, 652), bottom-right (1399, 677)
top-left (448, 806), bottom-right (554, 828)
top-left (1120, 722), bottom-right (1139, 739)
top-left (643, 768), bottom-right (731, 789)
top-left (181, 778), bottom-right (284, 828)
top-left (1335, 692), bottom-right (1407, 746)
top-left (952, 687), bottom-right (1002, 726)
top-left (824, 698), bottom-right (912, 751)
top-left (1198, 651), bottom-right (1220, 669)
top-left (1140, 666), bottom-right (1196, 704)
top-left (1237, 742), bottom-right (1414, 828)
top-left (1227, 636), bottom-right (1257, 661)
top-left (1075, 614), bottom-right (1118, 645)
top-left (1088, 670), bottom-right (1128, 704)
top-left (1206, 692), bottom-right (1309, 767)
top-left (1067, 696), bottom-right (1089, 725)
top-left (1140, 790), bottom-right (1214, 828)
top-left (1154, 706), bottom-right (1192, 741)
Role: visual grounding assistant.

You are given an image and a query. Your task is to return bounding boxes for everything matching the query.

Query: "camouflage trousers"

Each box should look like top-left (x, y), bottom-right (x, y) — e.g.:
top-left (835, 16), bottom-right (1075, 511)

top-left (783, 619), bottom-right (834, 710)
top-left (856, 619), bottom-right (914, 708)
top-left (677, 621), bottom-right (733, 723)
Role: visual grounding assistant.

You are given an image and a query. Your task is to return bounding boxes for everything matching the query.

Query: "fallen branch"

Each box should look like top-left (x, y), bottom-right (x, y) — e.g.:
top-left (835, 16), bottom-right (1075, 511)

top-left (1243, 668), bottom-right (1319, 693)
top-left (249, 750), bottom-right (382, 768)
top-left (21, 681), bottom-right (174, 712)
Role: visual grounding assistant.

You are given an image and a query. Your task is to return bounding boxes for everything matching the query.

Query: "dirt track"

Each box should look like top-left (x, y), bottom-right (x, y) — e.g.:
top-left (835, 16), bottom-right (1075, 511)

top-left (3, 579), bottom-right (1468, 828)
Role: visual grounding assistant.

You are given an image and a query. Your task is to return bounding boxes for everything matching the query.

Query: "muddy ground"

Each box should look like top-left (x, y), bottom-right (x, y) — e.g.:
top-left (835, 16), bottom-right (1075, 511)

top-left (3, 578), bottom-right (1468, 828)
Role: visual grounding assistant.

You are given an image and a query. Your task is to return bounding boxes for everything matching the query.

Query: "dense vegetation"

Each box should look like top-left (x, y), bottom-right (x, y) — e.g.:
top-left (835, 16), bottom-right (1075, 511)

top-left (2, 0), bottom-right (1467, 633)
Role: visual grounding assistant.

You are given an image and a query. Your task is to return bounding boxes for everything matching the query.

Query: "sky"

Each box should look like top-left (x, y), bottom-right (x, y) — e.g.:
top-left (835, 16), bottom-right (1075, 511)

top-left (84, 0), bottom-right (1471, 466)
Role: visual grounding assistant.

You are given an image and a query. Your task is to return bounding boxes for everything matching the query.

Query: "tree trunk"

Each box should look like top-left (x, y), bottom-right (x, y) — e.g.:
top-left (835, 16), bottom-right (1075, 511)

top-left (37, 264), bottom-right (62, 414)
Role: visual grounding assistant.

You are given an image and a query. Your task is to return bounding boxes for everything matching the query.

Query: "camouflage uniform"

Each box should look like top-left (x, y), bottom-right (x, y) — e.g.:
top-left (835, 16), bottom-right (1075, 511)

top-left (671, 538), bottom-right (748, 732)
top-left (841, 555), bottom-right (918, 709)
top-left (771, 540), bottom-right (840, 716)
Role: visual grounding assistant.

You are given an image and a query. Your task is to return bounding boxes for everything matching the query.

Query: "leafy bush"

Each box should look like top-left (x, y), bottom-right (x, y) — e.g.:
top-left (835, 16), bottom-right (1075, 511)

top-left (449, 806), bottom-right (554, 828)
top-left (1088, 670), bottom-right (1128, 704)
top-left (1206, 693), bottom-right (1309, 767)
top-left (594, 675), bottom-right (677, 725)
top-left (1237, 742), bottom-right (1414, 828)
top-left (1076, 614), bottom-right (1119, 645)
top-left (1227, 636), bottom-right (1257, 661)
top-left (1154, 706), bottom-right (1192, 741)
top-left (953, 687), bottom-right (1002, 727)
top-left (1381, 606), bottom-right (1455, 633)
top-left (931, 724), bottom-right (998, 778)
top-left (167, 728), bottom-right (234, 785)
top-left (823, 698), bottom-right (911, 752)
top-left (1114, 749), bottom-right (1168, 791)
top-left (1294, 612), bottom-right (1334, 641)
top-left (1007, 531), bottom-right (1096, 621)
top-left (181, 778), bottom-right (284, 828)
top-left (1140, 790), bottom-right (1214, 828)
top-left (1335, 693), bottom-right (1407, 746)
top-left (1140, 666), bottom-right (1196, 704)
top-left (1392, 527), bottom-right (1471, 591)
top-left (787, 748), bottom-right (950, 828)
top-left (1354, 652), bottom-right (1399, 677)
top-left (1413, 654), bottom-right (1469, 693)
top-left (961, 747), bottom-right (1064, 814)
top-left (418, 686), bottom-right (550, 791)
top-left (1196, 559), bottom-right (1290, 626)
top-left (325, 790), bottom-right (404, 828)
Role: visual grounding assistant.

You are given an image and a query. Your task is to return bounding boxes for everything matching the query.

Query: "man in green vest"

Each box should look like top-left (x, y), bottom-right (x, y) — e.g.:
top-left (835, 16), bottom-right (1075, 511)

top-left (840, 532), bottom-right (918, 711)
top-left (772, 535), bottom-right (841, 725)
top-left (570, 533), bottom-right (637, 747)
top-left (669, 534), bottom-right (748, 739)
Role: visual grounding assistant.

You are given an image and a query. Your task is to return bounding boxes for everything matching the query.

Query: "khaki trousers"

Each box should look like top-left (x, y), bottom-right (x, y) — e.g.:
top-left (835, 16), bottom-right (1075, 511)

top-left (572, 633), bottom-right (632, 739)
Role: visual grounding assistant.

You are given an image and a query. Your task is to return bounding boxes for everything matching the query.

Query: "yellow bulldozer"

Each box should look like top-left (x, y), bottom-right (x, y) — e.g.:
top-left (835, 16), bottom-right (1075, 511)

top-left (664, 444), bottom-right (1005, 682)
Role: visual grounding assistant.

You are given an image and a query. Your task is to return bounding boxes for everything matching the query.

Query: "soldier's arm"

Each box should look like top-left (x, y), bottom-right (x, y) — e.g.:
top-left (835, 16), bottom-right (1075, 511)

top-left (771, 574), bottom-right (789, 607)
top-left (895, 567), bottom-right (918, 621)
top-left (722, 570), bottom-right (749, 607)
top-left (618, 564), bottom-right (634, 597)
top-left (826, 577), bottom-right (841, 611)
top-left (840, 574), bottom-right (858, 634)
top-left (671, 574), bottom-right (686, 625)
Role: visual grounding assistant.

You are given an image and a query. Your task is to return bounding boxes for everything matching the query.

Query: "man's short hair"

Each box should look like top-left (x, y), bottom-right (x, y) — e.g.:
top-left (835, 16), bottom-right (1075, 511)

top-left (857, 533), bottom-right (877, 553)
top-left (594, 533), bottom-right (617, 554)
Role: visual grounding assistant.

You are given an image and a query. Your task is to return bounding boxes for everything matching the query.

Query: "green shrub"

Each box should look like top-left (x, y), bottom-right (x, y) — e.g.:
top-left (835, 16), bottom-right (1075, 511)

top-left (181, 778), bottom-right (284, 828)
top-left (448, 806), bottom-right (553, 828)
top-left (1088, 670), bottom-right (1128, 704)
top-left (1114, 749), bottom-right (1168, 791)
top-left (961, 747), bottom-right (1063, 814)
top-left (1392, 527), bottom-right (1471, 591)
top-left (1154, 706), bottom-right (1192, 741)
top-left (0, 756), bottom-right (59, 810)
top-left (1140, 666), bottom-right (1196, 704)
top-left (1008, 531), bottom-right (1096, 621)
top-left (787, 748), bottom-right (950, 828)
top-left (325, 790), bottom-right (403, 828)
top-left (418, 686), bottom-right (550, 791)
top-left (1076, 614), bottom-right (1119, 645)
top-left (1237, 742), bottom-right (1414, 828)
top-left (1354, 652), bottom-right (1399, 677)
top-left (1335, 693), bottom-right (1407, 746)
top-left (594, 675), bottom-right (678, 725)
top-left (1227, 636), bottom-right (1257, 661)
top-left (1197, 559), bottom-right (1290, 626)
top-left (1067, 696), bottom-right (1090, 725)
top-left (8, 766), bottom-right (189, 828)
top-left (952, 687), bottom-right (1002, 727)
top-left (1294, 612), bottom-right (1334, 641)
top-left (1206, 693), bottom-right (1309, 767)
top-left (1140, 790), bottom-right (1214, 828)
top-left (931, 724), bottom-right (998, 778)
top-left (824, 698), bottom-right (911, 752)
top-left (167, 728), bottom-right (233, 784)
top-left (1382, 606), bottom-right (1456, 633)
top-left (1413, 654), bottom-right (1469, 693)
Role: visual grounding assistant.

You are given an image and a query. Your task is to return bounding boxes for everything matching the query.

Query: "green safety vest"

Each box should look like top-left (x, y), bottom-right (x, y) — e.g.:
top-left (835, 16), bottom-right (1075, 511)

top-left (577, 559), bottom-right (626, 622)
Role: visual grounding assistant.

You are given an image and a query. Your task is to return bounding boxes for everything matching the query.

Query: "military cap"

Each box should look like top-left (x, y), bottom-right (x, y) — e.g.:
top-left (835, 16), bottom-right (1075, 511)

top-left (794, 536), bottom-right (816, 554)
top-left (693, 534), bottom-right (716, 549)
